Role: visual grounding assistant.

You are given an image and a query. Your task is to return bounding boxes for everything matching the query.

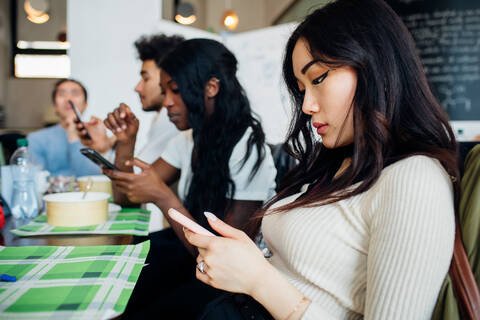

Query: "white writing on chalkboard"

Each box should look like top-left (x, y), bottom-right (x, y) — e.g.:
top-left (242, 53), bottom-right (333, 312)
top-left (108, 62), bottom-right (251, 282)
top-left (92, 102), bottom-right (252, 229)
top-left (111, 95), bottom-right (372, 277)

top-left (404, 9), bottom-right (480, 83)
top-left (401, 8), bottom-right (480, 119)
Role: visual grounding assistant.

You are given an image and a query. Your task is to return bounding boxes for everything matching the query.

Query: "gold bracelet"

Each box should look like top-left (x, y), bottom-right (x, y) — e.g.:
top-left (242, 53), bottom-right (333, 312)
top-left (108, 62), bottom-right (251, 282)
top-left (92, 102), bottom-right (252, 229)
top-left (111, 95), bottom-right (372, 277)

top-left (285, 296), bottom-right (310, 320)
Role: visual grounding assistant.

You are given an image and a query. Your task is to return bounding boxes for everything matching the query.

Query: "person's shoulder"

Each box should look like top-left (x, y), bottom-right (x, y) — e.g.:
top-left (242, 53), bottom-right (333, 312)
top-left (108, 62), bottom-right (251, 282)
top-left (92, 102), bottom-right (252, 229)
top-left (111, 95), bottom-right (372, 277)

top-left (385, 155), bottom-right (444, 173)
top-left (370, 155), bottom-right (455, 227)
top-left (167, 129), bottom-right (193, 150)
top-left (380, 155), bottom-right (451, 187)
top-left (177, 129), bottom-right (193, 142)
top-left (28, 125), bottom-right (62, 141)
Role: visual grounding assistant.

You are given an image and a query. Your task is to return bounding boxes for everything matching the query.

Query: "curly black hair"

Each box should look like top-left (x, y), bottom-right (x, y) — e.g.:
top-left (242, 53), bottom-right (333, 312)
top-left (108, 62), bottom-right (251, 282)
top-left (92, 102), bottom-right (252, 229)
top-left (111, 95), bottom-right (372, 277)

top-left (134, 34), bottom-right (185, 65)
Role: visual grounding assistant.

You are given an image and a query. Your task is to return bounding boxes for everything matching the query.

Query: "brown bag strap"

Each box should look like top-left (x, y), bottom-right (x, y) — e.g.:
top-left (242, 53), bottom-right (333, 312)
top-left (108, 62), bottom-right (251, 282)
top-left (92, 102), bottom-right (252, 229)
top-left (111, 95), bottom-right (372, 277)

top-left (449, 224), bottom-right (480, 319)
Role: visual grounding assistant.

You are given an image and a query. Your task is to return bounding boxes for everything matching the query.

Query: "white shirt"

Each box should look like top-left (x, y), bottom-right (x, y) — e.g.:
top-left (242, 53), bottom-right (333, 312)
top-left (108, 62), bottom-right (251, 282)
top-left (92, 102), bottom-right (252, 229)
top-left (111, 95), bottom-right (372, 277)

top-left (135, 108), bottom-right (178, 232)
top-left (136, 108), bottom-right (179, 163)
top-left (162, 128), bottom-right (277, 203)
top-left (262, 156), bottom-right (455, 319)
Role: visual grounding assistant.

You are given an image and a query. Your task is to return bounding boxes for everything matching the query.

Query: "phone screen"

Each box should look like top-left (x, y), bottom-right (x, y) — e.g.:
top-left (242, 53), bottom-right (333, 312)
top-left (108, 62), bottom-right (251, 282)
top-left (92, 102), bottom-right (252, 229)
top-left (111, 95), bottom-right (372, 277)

top-left (80, 148), bottom-right (119, 171)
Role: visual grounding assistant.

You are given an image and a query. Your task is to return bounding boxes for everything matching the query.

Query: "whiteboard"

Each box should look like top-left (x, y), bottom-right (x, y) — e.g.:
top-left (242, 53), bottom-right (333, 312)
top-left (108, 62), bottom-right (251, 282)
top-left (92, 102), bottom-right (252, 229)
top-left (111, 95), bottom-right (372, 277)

top-left (152, 21), bottom-right (298, 144)
top-left (224, 23), bottom-right (297, 144)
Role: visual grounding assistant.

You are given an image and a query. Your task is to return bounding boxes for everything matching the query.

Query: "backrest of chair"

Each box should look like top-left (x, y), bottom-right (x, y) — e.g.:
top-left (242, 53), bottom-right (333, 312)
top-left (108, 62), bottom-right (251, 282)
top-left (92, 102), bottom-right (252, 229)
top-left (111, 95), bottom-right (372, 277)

top-left (432, 144), bottom-right (480, 320)
top-left (0, 132), bottom-right (26, 163)
top-left (459, 145), bottom-right (480, 287)
top-left (0, 142), bottom-right (6, 166)
top-left (459, 142), bottom-right (480, 176)
top-left (267, 143), bottom-right (297, 192)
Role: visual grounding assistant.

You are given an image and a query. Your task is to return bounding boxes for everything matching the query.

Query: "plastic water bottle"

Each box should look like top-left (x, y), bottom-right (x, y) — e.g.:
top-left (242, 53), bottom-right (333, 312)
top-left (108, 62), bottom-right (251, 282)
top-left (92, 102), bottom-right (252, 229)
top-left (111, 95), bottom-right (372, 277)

top-left (9, 139), bottom-right (39, 220)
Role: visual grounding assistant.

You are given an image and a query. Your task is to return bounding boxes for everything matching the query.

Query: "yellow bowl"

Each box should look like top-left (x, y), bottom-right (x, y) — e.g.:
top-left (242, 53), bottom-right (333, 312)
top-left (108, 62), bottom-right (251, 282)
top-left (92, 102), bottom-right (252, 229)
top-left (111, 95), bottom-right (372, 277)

top-left (43, 192), bottom-right (110, 227)
top-left (78, 175), bottom-right (113, 198)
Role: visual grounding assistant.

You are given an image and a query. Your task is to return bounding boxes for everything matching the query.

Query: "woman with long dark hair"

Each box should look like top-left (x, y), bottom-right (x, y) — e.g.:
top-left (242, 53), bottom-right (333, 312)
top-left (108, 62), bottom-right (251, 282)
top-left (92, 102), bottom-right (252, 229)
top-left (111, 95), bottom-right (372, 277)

top-left (104, 38), bottom-right (276, 318)
top-left (185, 0), bottom-right (458, 319)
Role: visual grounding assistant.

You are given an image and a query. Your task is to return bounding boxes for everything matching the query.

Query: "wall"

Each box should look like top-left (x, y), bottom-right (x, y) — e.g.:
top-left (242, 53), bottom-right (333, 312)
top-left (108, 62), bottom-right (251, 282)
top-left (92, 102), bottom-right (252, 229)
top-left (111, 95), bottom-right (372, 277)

top-left (204, 0), bottom-right (266, 33)
top-left (0, 0), bottom-right (10, 117)
top-left (164, 0), bottom-right (268, 33)
top-left (275, 0), bottom-right (331, 24)
top-left (162, 0), bottom-right (296, 33)
top-left (68, 0), bottom-right (165, 151)
top-left (265, 0), bottom-right (296, 25)
top-left (6, 78), bottom-right (57, 129)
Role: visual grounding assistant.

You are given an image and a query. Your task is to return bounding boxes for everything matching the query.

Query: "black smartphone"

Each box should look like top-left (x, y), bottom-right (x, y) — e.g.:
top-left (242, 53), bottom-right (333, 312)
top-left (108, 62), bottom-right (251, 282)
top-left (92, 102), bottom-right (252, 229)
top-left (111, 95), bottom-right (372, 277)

top-left (68, 100), bottom-right (92, 139)
top-left (80, 148), bottom-right (119, 171)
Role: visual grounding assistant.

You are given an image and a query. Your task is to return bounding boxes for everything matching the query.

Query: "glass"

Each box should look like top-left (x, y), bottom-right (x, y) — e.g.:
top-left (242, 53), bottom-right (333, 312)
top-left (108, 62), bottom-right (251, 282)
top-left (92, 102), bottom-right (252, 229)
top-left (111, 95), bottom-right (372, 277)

top-left (46, 176), bottom-right (78, 194)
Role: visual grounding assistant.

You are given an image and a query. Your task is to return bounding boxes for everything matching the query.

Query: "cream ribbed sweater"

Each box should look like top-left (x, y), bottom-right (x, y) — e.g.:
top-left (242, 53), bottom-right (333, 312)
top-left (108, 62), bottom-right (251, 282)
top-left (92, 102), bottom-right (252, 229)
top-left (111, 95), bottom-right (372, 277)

top-left (261, 156), bottom-right (455, 319)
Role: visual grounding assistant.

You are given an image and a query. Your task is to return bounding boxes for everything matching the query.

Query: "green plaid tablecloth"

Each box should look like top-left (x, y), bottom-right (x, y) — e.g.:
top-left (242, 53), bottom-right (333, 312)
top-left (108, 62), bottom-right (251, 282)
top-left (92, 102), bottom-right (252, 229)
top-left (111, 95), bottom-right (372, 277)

top-left (0, 241), bottom-right (150, 319)
top-left (10, 209), bottom-right (150, 237)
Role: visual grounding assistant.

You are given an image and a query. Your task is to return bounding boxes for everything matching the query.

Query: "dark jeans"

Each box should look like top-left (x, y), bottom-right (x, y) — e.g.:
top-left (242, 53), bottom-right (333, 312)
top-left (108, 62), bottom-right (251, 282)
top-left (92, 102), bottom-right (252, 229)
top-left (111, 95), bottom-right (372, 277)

top-left (123, 228), bottom-right (223, 319)
top-left (199, 293), bottom-right (274, 320)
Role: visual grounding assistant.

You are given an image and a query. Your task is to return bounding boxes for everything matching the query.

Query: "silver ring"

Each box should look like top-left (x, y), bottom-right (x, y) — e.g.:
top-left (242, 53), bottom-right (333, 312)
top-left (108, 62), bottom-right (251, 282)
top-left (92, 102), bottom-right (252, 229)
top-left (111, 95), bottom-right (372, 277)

top-left (197, 260), bottom-right (206, 273)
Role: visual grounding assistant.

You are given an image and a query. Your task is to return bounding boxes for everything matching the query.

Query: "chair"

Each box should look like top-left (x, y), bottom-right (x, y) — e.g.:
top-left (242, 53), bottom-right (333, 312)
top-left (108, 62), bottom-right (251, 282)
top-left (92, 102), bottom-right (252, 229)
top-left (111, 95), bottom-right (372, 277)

top-left (459, 141), bottom-right (480, 175)
top-left (0, 131), bottom-right (26, 164)
top-left (268, 143), bottom-right (297, 192)
top-left (432, 144), bottom-right (480, 319)
top-left (0, 142), bottom-right (6, 166)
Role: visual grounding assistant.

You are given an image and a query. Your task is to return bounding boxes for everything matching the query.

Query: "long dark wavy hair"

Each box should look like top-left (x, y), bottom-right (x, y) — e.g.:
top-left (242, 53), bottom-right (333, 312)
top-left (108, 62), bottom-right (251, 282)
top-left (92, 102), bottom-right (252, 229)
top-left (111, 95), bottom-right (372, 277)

top-left (262, 0), bottom-right (459, 217)
top-left (160, 38), bottom-right (266, 227)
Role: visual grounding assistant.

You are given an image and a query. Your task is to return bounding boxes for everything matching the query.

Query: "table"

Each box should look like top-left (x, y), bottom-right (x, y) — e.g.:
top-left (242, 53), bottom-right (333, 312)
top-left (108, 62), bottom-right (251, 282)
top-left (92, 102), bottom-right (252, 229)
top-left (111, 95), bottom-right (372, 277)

top-left (0, 215), bottom-right (133, 247)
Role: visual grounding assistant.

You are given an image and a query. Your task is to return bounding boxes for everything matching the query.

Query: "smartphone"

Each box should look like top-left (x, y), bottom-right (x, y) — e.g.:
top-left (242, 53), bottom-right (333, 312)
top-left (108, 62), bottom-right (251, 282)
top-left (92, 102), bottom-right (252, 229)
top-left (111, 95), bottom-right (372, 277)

top-left (80, 148), bottom-right (119, 171)
top-left (68, 100), bottom-right (91, 139)
top-left (168, 208), bottom-right (215, 236)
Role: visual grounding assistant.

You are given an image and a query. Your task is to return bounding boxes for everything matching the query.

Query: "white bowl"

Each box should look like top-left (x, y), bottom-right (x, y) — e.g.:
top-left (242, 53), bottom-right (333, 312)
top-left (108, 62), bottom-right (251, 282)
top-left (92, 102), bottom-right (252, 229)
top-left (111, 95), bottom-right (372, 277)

top-left (43, 192), bottom-right (110, 227)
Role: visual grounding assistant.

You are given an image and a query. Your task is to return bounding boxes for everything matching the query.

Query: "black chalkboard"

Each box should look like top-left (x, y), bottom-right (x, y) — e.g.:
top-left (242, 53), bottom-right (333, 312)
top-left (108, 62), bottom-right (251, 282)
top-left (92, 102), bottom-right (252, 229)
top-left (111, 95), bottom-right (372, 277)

top-left (386, 0), bottom-right (480, 120)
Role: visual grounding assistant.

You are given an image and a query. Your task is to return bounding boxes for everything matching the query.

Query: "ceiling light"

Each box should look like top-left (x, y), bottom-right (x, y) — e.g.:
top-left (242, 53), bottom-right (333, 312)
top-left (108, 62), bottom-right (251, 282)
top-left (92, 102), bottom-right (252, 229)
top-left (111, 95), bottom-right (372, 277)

top-left (175, 2), bottom-right (196, 25)
top-left (222, 9), bottom-right (239, 30)
top-left (24, 0), bottom-right (50, 24)
top-left (26, 13), bottom-right (50, 24)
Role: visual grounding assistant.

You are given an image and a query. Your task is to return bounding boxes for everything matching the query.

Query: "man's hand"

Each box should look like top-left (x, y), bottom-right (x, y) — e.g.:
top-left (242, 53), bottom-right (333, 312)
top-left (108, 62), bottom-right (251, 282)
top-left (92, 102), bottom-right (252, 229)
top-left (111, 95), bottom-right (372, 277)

top-left (78, 116), bottom-right (115, 153)
top-left (63, 113), bottom-right (80, 142)
top-left (104, 103), bottom-right (139, 144)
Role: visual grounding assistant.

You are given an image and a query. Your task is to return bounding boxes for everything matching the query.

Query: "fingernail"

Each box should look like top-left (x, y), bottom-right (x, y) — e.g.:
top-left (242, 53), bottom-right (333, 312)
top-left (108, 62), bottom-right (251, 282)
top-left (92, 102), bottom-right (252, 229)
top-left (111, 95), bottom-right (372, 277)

top-left (125, 160), bottom-right (130, 165)
top-left (204, 212), bottom-right (217, 221)
top-left (122, 125), bottom-right (127, 130)
top-left (117, 128), bottom-right (122, 132)
top-left (182, 226), bottom-right (186, 232)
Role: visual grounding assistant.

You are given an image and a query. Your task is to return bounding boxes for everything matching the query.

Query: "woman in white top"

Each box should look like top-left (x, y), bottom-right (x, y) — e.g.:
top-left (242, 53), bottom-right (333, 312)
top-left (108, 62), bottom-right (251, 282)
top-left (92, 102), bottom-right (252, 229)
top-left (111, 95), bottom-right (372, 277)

top-left (185, 0), bottom-right (459, 319)
top-left (104, 38), bottom-right (276, 318)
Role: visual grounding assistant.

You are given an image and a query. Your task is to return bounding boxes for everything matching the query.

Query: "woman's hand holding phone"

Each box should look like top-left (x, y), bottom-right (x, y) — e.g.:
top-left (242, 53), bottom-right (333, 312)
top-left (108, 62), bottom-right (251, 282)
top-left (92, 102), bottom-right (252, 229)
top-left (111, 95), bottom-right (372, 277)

top-left (103, 157), bottom-right (168, 204)
top-left (183, 211), bottom-right (272, 296)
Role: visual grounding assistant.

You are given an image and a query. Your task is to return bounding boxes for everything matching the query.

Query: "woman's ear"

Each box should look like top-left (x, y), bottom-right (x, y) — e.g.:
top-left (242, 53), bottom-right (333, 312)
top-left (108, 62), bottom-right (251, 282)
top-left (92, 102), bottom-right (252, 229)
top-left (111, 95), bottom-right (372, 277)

top-left (205, 78), bottom-right (220, 99)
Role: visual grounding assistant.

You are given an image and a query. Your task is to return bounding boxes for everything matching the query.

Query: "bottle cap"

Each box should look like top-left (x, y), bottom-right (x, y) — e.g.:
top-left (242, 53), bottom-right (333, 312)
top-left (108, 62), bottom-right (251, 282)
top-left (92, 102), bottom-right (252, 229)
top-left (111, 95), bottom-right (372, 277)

top-left (16, 139), bottom-right (28, 147)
